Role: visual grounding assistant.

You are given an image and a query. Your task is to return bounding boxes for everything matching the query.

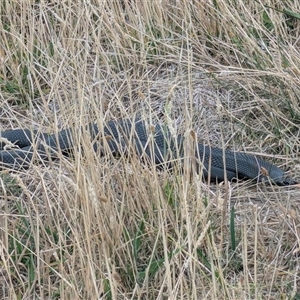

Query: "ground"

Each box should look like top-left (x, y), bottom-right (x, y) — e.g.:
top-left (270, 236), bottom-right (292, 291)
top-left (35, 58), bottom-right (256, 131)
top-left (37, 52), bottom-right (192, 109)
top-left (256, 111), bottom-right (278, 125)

top-left (0, 1), bottom-right (300, 299)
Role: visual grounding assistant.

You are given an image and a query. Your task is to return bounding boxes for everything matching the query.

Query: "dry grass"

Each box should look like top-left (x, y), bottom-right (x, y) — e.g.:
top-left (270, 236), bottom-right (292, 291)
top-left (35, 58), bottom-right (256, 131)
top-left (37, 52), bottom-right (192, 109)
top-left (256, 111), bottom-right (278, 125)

top-left (0, 0), bottom-right (300, 299)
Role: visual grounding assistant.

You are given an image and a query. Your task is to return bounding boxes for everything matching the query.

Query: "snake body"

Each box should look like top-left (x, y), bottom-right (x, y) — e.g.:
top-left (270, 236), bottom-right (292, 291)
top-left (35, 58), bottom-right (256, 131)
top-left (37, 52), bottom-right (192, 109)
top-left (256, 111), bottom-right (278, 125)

top-left (0, 119), bottom-right (295, 185)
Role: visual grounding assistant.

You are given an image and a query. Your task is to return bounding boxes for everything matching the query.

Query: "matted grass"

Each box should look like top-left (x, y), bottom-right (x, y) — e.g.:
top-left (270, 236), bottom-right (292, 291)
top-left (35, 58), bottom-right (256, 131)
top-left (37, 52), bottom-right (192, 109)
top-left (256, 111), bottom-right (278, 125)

top-left (0, 1), bottom-right (300, 299)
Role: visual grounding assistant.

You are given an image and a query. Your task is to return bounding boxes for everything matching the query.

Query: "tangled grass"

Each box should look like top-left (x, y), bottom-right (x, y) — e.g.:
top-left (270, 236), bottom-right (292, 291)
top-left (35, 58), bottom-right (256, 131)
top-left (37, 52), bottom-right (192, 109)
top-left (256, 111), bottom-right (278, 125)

top-left (0, 1), bottom-right (300, 299)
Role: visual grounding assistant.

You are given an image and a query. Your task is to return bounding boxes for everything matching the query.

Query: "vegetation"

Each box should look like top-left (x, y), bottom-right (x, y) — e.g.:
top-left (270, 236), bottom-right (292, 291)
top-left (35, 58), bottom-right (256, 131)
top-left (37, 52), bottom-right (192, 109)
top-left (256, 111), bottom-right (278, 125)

top-left (0, 0), bottom-right (299, 298)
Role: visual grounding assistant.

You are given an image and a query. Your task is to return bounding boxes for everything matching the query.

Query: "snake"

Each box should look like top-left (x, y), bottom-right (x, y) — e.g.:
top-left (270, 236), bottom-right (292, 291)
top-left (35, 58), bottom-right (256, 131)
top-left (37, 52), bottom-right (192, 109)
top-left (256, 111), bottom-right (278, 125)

top-left (0, 119), bottom-right (295, 185)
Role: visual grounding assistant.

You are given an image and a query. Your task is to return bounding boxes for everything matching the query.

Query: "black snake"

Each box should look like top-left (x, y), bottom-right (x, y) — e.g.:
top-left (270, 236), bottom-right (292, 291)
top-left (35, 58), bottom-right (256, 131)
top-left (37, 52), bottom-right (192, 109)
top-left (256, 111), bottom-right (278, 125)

top-left (0, 119), bottom-right (295, 185)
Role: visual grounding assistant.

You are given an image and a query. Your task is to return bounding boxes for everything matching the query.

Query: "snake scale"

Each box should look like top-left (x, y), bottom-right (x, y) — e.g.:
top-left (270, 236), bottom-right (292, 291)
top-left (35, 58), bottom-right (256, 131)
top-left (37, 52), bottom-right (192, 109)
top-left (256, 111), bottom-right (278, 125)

top-left (0, 119), bottom-right (295, 185)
